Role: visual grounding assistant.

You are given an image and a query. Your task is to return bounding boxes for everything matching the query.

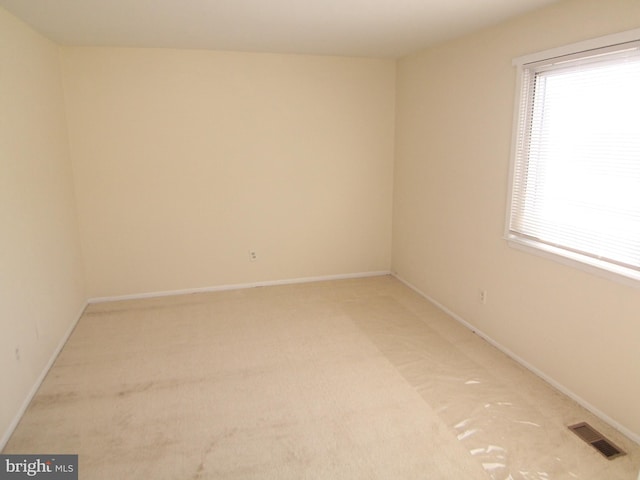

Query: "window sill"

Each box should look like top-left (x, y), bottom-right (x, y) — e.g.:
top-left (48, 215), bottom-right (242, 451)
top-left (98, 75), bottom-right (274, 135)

top-left (505, 235), bottom-right (640, 288)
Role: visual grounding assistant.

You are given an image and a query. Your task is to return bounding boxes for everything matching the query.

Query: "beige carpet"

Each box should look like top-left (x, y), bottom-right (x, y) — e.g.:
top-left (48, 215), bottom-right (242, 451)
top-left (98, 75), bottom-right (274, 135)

top-left (4, 276), bottom-right (640, 479)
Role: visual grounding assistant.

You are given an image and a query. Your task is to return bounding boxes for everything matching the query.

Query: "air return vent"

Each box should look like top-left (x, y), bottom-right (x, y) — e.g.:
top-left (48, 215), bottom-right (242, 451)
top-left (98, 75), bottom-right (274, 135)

top-left (568, 422), bottom-right (626, 459)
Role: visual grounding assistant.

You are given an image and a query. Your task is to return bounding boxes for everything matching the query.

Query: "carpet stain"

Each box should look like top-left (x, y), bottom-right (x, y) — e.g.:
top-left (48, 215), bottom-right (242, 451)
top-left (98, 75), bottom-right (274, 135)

top-left (192, 429), bottom-right (239, 479)
top-left (116, 377), bottom-right (202, 398)
top-left (116, 381), bottom-right (154, 397)
top-left (30, 391), bottom-right (80, 408)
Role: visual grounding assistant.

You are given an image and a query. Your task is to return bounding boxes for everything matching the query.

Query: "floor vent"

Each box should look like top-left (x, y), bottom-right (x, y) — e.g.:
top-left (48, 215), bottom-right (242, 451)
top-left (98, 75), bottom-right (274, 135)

top-left (568, 422), bottom-right (626, 459)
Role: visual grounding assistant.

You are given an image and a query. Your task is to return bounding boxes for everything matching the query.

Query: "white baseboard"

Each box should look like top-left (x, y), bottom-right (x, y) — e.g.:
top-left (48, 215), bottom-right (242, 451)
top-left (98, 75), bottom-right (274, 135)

top-left (392, 273), bottom-right (640, 445)
top-left (1, 302), bottom-right (88, 451)
top-left (88, 271), bottom-right (392, 304)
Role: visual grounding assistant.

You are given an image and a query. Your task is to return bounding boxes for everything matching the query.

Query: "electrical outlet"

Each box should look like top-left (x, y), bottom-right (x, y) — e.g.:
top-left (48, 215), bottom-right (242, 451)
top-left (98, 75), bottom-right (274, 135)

top-left (479, 290), bottom-right (487, 305)
top-left (249, 250), bottom-right (257, 262)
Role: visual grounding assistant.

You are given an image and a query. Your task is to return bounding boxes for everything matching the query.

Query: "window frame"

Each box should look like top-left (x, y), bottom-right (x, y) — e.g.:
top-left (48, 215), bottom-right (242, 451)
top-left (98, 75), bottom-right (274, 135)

top-left (505, 28), bottom-right (640, 287)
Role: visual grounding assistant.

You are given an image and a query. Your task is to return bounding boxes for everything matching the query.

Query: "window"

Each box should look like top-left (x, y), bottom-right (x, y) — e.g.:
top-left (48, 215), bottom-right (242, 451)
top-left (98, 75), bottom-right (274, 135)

top-left (507, 30), bottom-right (640, 284)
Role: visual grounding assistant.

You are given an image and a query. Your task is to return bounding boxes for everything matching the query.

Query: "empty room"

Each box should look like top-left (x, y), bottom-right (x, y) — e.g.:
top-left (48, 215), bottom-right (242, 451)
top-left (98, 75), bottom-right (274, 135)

top-left (1, 0), bottom-right (639, 478)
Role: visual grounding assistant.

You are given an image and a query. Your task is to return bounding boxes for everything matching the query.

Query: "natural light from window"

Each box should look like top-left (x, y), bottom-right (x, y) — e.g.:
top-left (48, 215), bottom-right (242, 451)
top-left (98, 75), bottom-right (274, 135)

top-left (508, 39), bottom-right (640, 282)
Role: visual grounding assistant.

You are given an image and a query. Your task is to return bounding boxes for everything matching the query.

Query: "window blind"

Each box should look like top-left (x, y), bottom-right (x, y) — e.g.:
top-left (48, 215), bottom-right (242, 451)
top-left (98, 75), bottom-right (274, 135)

top-left (508, 41), bottom-right (640, 280)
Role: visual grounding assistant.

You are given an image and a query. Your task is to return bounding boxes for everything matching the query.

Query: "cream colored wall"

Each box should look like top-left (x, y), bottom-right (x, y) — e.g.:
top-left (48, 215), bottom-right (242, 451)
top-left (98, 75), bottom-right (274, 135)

top-left (3, 0), bottom-right (637, 450)
top-left (0, 8), bottom-right (86, 445)
top-left (61, 48), bottom-right (395, 299)
top-left (393, 0), bottom-right (640, 438)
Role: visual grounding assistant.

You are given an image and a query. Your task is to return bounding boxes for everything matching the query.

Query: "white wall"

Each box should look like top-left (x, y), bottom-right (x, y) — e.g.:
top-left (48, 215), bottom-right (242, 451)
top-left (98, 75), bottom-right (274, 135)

top-left (61, 48), bottom-right (396, 299)
top-left (393, 0), bottom-right (640, 439)
top-left (0, 8), bottom-right (86, 446)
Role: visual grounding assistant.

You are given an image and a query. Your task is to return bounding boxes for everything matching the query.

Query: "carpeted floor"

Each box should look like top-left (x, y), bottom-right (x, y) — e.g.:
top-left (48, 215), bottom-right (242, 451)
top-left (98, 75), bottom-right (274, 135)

top-left (4, 276), bottom-right (639, 479)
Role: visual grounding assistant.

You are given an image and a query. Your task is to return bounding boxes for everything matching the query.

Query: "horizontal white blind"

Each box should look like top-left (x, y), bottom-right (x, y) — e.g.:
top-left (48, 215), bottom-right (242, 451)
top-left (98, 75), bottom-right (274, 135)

top-left (509, 41), bottom-right (640, 277)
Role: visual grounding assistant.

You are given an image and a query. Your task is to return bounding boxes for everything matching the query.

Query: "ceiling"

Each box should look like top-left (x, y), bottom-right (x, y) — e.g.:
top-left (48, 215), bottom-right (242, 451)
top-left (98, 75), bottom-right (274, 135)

top-left (0, 0), bottom-right (560, 58)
